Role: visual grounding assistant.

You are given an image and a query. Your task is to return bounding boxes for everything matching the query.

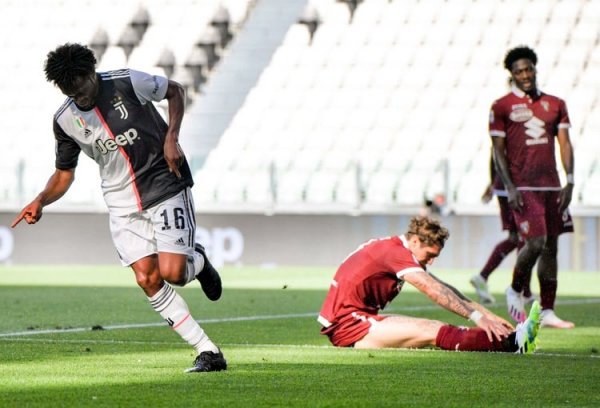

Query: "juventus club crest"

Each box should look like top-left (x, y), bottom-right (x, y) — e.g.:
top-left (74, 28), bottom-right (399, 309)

top-left (111, 94), bottom-right (129, 120)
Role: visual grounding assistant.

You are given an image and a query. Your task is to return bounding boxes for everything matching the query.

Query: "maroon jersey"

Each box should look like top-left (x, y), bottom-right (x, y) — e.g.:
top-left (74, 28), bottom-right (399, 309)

top-left (489, 87), bottom-right (570, 190)
top-left (318, 235), bottom-right (425, 329)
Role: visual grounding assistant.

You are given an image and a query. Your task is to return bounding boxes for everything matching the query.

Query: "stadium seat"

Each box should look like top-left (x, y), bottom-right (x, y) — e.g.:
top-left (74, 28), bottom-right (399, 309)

top-left (364, 170), bottom-right (400, 206)
top-left (275, 169), bottom-right (309, 205)
top-left (2, 0), bottom-right (598, 215)
top-left (245, 169), bottom-right (274, 206)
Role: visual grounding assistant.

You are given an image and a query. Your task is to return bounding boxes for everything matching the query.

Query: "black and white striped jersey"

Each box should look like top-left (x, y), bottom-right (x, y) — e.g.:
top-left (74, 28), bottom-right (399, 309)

top-left (53, 69), bottom-right (193, 215)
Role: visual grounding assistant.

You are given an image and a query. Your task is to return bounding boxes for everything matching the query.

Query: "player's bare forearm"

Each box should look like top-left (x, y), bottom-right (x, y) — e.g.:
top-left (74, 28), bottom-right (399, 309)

top-left (491, 137), bottom-right (514, 190)
top-left (405, 271), bottom-right (474, 319)
top-left (163, 80), bottom-right (186, 178)
top-left (462, 298), bottom-right (514, 330)
top-left (12, 169), bottom-right (74, 227)
top-left (165, 80), bottom-right (185, 139)
top-left (557, 129), bottom-right (575, 210)
top-left (37, 169), bottom-right (75, 206)
top-left (557, 128), bottom-right (574, 176)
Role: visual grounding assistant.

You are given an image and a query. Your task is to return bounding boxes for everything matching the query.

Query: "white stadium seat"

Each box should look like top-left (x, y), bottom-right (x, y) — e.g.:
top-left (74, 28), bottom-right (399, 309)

top-left (2, 0), bottom-right (597, 214)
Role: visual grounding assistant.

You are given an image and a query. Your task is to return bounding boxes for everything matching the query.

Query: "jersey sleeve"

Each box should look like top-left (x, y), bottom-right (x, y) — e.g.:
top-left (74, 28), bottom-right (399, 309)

top-left (54, 120), bottom-right (80, 170)
top-left (558, 98), bottom-right (571, 129)
top-left (489, 100), bottom-right (506, 138)
top-left (129, 69), bottom-right (169, 104)
top-left (383, 248), bottom-right (424, 278)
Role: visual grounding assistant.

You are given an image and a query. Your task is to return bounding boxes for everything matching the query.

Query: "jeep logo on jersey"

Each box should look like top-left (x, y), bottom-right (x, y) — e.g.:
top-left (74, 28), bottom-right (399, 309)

top-left (96, 128), bottom-right (139, 154)
top-left (112, 95), bottom-right (128, 119)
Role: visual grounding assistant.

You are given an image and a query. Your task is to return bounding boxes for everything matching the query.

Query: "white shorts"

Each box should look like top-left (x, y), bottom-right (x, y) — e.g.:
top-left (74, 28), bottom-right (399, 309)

top-left (109, 188), bottom-right (197, 266)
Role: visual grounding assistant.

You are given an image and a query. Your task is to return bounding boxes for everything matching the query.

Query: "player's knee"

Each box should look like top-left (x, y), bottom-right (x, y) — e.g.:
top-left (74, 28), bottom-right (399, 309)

top-left (134, 270), bottom-right (162, 291)
top-left (541, 244), bottom-right (557, 258)
top-left (526, 236), bottom-right (546, 253)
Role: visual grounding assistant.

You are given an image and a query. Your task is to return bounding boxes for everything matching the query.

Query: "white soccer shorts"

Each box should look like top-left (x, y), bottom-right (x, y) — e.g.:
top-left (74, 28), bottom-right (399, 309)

top-left (109, 187), bottom-right (197, 266)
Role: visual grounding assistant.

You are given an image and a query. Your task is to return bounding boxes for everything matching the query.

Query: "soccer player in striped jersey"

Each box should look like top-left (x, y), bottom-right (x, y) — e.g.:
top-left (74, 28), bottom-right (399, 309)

top-left (318, 216), bottom-right (540, 354)
top-left (11, 43), bottom-right (226, 372)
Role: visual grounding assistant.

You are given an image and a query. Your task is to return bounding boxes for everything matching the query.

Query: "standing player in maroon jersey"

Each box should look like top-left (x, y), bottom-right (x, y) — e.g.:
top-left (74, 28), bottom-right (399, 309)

top-left (11, 43), bottom-right (227, 371)
top-left (490, 46), bottom-right (575, 329)
top-left (470, 149), bottom-right (536, 305)
top-left (318, 216), bottom-right (541, 353)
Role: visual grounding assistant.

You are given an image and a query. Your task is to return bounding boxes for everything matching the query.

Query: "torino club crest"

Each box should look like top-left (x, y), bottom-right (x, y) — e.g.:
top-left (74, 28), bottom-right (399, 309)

top-left (111, 95), bottom-right (129, 120)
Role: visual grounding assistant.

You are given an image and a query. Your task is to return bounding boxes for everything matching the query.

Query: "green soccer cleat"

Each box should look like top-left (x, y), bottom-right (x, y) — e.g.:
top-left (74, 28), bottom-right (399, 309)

top-left (515, 301), bottom-right (541, 354)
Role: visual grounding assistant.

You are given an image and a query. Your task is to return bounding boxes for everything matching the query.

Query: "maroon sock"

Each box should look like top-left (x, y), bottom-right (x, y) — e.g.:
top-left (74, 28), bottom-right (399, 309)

top-left (540, 278), bottom-right (557, 310)
top-left (480, 239), bottom-right (518, 280)
top-left (435, 325), bottom-right (515, 352)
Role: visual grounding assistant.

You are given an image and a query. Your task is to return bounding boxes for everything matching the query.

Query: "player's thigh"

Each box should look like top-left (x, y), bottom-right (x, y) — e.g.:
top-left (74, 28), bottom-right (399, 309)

top-left (354, 315), bottom-right (445, 349)
top-left (109, 211), bottom-right (155, 266)
top-left (149, 187), bottom-right (196, 256)
top-left (513, 191), bottom-right (547, 238)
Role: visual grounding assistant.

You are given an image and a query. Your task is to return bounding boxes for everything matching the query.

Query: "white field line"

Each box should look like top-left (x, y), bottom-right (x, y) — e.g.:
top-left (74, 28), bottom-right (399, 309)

top-left (1, 298), bottom-right (599, 338)
top-left (0, 312), bottom-right (318, 338)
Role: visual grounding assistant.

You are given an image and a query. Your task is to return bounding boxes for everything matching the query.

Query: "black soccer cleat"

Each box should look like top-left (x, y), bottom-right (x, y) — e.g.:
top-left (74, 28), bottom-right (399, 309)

top-left (195, 243), bottom-right (222, 301)
top-left (185, 350), bottom-right (227, 373)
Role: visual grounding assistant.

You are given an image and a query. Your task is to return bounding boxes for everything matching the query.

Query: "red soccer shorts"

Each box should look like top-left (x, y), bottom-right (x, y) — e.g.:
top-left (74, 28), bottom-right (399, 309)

top-left (512, 190), bottom-right (574, 239)
top-left (320, 311), bottom-right (388, 347)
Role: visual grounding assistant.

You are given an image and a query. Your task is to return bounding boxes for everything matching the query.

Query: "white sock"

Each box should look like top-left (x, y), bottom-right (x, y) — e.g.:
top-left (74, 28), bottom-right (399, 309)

top-left (148, 284), bottom-right (218, 354)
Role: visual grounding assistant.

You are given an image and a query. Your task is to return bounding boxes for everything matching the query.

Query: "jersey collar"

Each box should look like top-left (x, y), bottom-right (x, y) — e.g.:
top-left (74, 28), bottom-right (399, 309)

top-left (511, 84), bottom-right (541, 99)
top-left (399, 234), bottom-right (408, 247)
top-left (399, 234), bottom-right (428, 271)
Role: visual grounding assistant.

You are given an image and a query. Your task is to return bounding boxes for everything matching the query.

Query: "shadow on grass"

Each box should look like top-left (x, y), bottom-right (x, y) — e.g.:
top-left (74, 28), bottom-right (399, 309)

top-left (1, 344), bottom-right (599, 407)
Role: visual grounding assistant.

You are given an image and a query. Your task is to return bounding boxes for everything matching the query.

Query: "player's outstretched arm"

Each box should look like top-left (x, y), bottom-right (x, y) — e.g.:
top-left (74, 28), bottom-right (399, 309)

top-left (425, 272), bottom-right (514, 330)
top-left (464, 299), bottom-right (514, 331)
top-left (404, 270), bottom-right (512, 342)
top-left (11, 168), bottom-right (75, 227)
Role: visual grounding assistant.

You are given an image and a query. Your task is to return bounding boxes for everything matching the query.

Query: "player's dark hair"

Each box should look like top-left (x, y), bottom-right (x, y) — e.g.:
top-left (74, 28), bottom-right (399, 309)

top-left (406, 216), bottom-right (450, 249)
top-left (44, 43), bottom-right (97, 90)
top-left (503, 46), bottom-right (537, 71)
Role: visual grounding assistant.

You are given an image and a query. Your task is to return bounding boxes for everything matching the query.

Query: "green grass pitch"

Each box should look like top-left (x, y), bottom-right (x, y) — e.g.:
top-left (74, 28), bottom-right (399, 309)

top-left (1, 265), bottom-right (599, 407)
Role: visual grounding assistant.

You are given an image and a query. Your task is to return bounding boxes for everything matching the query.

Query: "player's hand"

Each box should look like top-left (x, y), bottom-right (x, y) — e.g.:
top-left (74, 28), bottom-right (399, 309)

top-left (164, 138), bottom-right (183, 179)
top-left (558, 183), bottom-right (573, 212)
top-left (507, 188), bottom-right (523, 213)
top-left (11, 201), bottom-right (43, 227)
top-left (485, 313), bottom-right (515, 331)
top-left (476, 315), bottom-right (513, 343)
top-left (481, 184), bottom-right (494, 203)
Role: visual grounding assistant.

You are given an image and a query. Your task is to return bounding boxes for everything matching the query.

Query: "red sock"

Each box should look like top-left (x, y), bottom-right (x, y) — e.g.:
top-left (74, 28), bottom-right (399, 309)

top-left (540, 278), bottom-right (557, 310)
top-left (480, 239), bottom-right (518, 280)
top-left (435, 325), bottom-right (515, 352)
